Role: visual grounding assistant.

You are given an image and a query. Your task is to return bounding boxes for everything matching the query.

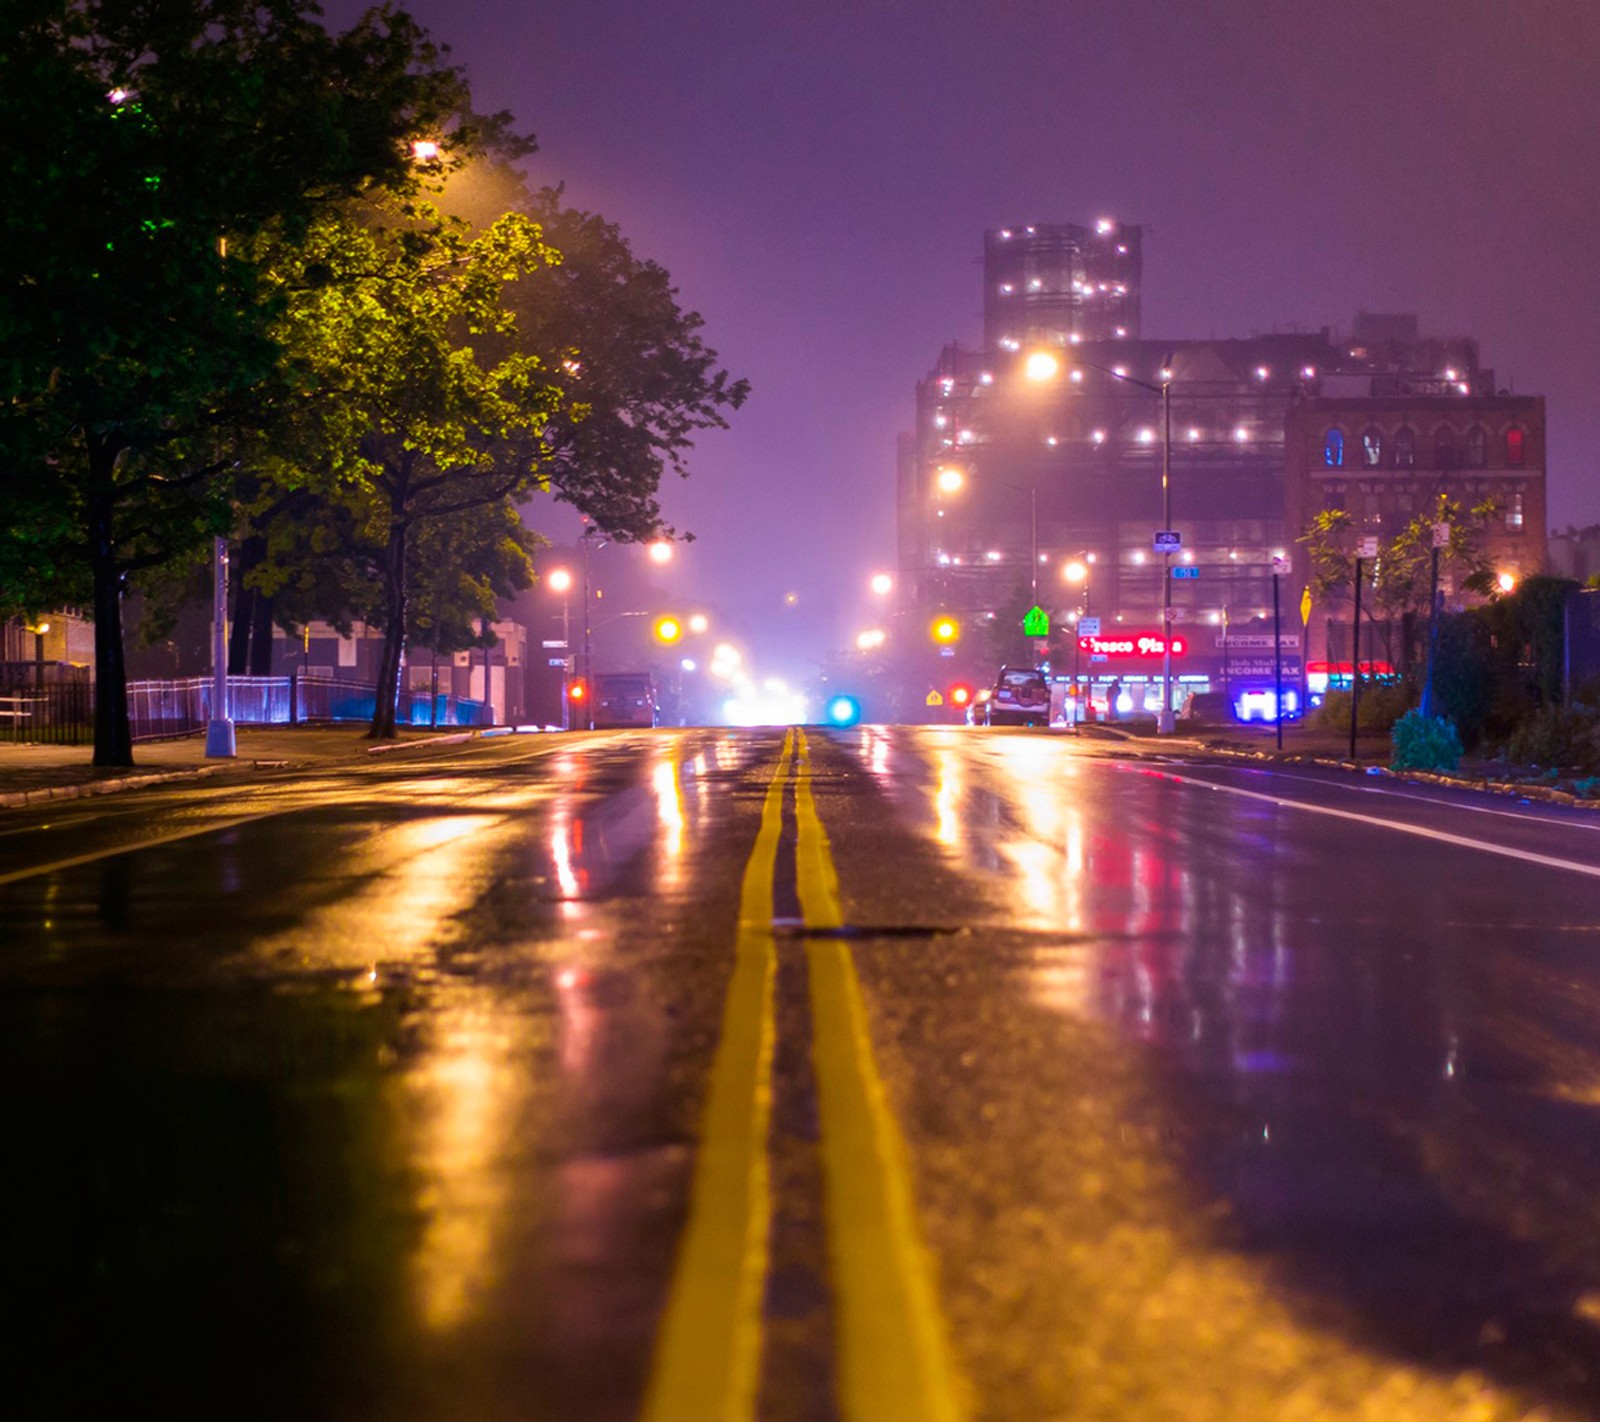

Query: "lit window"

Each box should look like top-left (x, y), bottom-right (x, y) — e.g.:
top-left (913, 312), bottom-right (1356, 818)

top-left (1323, 428), bottom-right (1345, 467)
top-left (1505, 426), bottom-right (1526, 466)
top-left (1091, 429), bottom-right (1107, 445)
top-left (1466, 426), bottom-right (1487, 467)
top-left (1096, 218), bottom-right (1114, 234)
top-left (1506, 492), bottom-right (1525, 530)
top-left (1394, 426), bottom-right (1416, 468)
top-left (1000, 283), bottom-right (1014, 295)
top-left (1137, 428), bottom-right (1155, 445)
top-left (980, 372), bottom-right (994, 385)
top-left (1361, 428), bottom-right (1383, 467)
top-left (1233, 427), bottom-right (1250, 443)
top-left (1114, 327), bottom-right (1127, 338)
top-left (1028, 279), bottom-right (1042, 291)
top-left (1187, 427), bottom-right (1201, 442)
top-left (1045, 436), bottom-right (1059, 447)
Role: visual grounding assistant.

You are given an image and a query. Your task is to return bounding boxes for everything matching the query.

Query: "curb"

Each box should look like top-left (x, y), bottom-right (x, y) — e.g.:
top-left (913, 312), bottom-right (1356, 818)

top-left (0, 764), bottom-right (228, 810)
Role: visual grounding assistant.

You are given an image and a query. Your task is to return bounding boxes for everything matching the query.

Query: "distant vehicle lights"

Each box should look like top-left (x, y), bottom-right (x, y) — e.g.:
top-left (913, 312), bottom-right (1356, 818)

top-left (824, 695), bottom-right (862, 727)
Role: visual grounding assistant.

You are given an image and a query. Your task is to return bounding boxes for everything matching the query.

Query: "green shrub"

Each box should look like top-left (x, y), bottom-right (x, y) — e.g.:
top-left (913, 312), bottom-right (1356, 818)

top-left (1390, 710), bottom-right (1463, 772)
top-left (1502, 703), bottom-right (1600, 773)
top-left (1313, 681), bottom-right (1412, 735)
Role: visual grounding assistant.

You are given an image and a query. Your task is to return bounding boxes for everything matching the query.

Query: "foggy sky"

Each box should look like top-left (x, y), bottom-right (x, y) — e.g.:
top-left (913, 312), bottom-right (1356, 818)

top-left (323, 0), bottom-right (1600, 672)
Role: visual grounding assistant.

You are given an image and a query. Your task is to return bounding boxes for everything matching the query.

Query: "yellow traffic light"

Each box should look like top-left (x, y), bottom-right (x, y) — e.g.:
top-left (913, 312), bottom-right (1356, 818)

top-left (930, 614), bottom-right (960, 645)
top-left (654, 615), bottom-right (684, 644)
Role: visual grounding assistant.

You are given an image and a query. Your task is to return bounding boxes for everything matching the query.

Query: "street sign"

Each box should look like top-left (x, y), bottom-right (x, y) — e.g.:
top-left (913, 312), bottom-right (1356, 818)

top-left (1220, 634), bottom-right (1300, 650)
top-left (1357, 536), bottom-right (1379, 558)
top-left (1022, 605), bottom-right (1050, 637)
top-left (1153, 530), bottom-right (1182, 553)
top-left (541, 639), bottom-right (568, 649)
top-left (925, 690), bottom-right (944, 706)
top-left (1171, 566), bottom-right (1200, 580)
top-left (1432, 522), bottom-right (1451, 549)
top-left (1078, 616), bottom-right (1101, 636)
top-left (546, 657), bottom-right (568, 668)
top-left (1271, 554), bottom-right (1291, 575)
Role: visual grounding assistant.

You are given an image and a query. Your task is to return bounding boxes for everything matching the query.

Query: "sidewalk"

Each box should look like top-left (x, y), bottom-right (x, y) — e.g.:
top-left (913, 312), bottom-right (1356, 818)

top-left (0, 725), bottom-right (483, 808)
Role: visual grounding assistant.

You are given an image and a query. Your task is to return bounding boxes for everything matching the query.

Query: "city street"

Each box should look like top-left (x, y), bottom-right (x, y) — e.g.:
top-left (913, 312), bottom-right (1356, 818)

top-left (7, 727), bottom-right (1600, 1420)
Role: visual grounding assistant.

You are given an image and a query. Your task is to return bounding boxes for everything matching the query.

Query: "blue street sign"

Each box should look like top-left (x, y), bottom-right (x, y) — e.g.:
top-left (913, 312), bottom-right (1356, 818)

top-left (1171, 566), bottom-right (1200, 579)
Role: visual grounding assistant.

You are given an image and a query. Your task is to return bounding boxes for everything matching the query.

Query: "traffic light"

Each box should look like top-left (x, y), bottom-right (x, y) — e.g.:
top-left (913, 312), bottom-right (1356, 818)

top-left (824, 694), bottom-right (862, 727)
top-left (930, 613), bottom-right (960, 646)
top-left (947, 682), bottom-right (973, 709)
top-left (568, 678), bottom-right (587, 703)
top-left (653, 615), bottom-right (683, 644)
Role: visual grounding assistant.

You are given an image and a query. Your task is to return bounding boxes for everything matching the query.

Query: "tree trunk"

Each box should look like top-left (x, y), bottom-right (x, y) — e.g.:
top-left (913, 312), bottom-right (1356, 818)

top-left (249, 578), bottom-right (276, 676)
top-left (86, 442), bottom-right (134, 767)
top-left (368, 517), bottom-right (408, 739)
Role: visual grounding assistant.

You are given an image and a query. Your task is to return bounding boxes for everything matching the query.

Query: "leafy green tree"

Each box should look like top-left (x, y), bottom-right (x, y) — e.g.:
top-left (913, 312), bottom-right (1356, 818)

top-left (235, 169), bottom-right (750, 735)
top-left (0, 0), bottom-right (471, 763)
top-left (1298, 495), bottom-right (1496, 674)
top-left (253, 194), bottom-right (563, 736)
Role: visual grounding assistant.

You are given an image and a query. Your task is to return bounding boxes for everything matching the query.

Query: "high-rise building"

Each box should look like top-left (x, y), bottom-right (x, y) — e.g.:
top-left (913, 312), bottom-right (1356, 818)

top-left (983, 220), bottom-right (1142, 352)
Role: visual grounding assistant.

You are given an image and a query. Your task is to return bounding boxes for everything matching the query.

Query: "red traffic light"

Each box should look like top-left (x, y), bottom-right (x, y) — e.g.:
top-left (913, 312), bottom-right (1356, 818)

top-left (568, 679), bottom-right (587, 701)
top-left (948, 682), bottom-right (973, 707)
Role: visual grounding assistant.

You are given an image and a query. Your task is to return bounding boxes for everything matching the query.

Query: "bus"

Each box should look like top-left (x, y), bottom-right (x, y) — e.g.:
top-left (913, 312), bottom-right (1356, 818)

top-left (592, 672), bottom-right (658, 729)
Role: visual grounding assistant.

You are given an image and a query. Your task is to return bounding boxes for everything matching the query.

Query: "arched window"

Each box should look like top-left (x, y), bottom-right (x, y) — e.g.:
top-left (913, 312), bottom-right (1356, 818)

top-left (1361, 428), bottom-right (1383, 467)
top-left (1466, 426), bottom-right (1488, 467)
top-left (1323, 428), bottom-right (1345, 467)
top-left (1433, 427), bottom-right (1458, 469)
top-left (1505, 426), bottom-right (1526, 466)
top-left (1394, 426), bottom-right (1417, 468)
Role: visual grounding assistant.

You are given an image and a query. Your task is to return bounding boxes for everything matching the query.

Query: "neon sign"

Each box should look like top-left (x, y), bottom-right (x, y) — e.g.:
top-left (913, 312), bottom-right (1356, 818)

top-left (1078, 633), bottom-right (1187, 658)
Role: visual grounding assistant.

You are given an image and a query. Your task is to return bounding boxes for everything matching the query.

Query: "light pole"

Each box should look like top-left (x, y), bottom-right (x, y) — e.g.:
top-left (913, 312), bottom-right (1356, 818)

top-left (1034, 350), bottom-right (1177, 729)
top-left (547, 567), bottom-right (574, 729)
top-left (205, 535), bottom-right (235, 758)
top-left (1063, 558), bottom-right (1091, 723)
top-left (580, 531), bottom-right (607, 730)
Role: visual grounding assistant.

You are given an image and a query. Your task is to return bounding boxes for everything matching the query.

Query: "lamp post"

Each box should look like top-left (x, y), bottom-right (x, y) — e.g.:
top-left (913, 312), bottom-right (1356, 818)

top-left (205, 535), bottom-right (235, 758)
top-left (25, 619), bottom-right (50, 694)
top-left (547, 567), bottom-right (573, 729)
top-left (1035, 350), bottom-right (1177, 729)
top-left (580, 530), bottom-right (606, 730)
top-left (1063, 558), bottom-right (1091, 724)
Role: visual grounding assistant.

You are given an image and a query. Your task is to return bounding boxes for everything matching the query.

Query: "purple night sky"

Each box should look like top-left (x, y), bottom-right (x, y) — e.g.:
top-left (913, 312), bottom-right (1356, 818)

top-left (326, 0), bottom-right (1600, 676)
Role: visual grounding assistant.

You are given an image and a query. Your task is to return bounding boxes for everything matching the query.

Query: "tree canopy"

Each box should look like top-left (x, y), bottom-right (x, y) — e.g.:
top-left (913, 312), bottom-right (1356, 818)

top-left (0, 0), bottom-right (478, 762)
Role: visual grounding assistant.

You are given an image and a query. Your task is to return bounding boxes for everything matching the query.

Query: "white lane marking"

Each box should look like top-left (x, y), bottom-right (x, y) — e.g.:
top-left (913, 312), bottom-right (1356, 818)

top-left (1168, 761), bottom-right (1600, 831)
top-left (0, 811), bottom-right (292, 887)
top-left (1149, 766), bottom-right (1600, 882)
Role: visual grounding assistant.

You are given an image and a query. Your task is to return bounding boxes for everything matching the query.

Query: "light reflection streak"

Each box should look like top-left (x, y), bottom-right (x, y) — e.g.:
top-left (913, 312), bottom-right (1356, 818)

top-left (241, 814), bottom-right (508, 972)
top-left (407, 1002), bottom-right (527, 1333)
top-left (653, 757), bottom-right (686, 883)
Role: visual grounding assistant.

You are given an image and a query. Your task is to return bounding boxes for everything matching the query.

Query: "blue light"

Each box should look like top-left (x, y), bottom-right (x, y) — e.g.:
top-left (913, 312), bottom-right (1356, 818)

top-left (825, 694), bottom-right (862, 727)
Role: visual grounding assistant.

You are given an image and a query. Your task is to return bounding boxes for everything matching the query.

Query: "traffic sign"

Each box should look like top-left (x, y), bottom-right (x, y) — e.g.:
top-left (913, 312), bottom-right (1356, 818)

top-left (925, 690), bottom-right (944, 706)
top-left (1171, 566), bottom-right (1199, 580)
top-left (1022, 605), bottom-right (1050, 637)
top-left (1153, 530), bottom-right (1182, 553)
top-left (1079, 616), bottom-right (1101, 636)
top-left (1300, 587), bottom-right (1312, 624)
top-left (1272, 554), bottom-right (1291, 575)
top-left (1431, 522), bottom-right (1451, 549)
top-left (1357, 536), bottom-right (1379, 559)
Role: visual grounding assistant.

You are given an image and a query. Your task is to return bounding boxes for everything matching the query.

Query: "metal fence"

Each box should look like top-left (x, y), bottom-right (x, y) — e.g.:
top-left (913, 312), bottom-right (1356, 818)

top-left (0, 664), bottom-right (93, 745)
top-left (0, 670), bottom-right (486, 745)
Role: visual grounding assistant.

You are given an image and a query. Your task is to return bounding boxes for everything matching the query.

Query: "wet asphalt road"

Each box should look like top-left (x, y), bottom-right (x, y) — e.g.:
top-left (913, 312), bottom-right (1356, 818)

top-left (6, 726), bottom-right (1600, 1420)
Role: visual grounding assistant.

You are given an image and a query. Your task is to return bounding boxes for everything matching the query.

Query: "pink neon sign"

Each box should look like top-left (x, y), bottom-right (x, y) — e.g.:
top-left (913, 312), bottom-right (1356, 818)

top-left (1078, 632), bottom-right (1187, 658)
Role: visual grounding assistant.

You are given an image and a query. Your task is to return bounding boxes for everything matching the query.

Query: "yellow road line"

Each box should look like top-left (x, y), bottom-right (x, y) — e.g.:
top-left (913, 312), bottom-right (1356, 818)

top-left (795, 729), bottom-right (968, 1422)
top-left (640, 729), bottom-right (793, 1422)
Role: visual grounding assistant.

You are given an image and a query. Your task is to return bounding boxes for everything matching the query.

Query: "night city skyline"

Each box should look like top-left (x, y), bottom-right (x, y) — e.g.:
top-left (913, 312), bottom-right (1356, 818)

top-left (319, 0), bottom-right (1600, 670)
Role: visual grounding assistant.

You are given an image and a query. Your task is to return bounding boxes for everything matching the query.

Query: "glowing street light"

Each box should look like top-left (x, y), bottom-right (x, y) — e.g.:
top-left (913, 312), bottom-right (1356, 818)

top-left (546, 568), bottom-right (573, 594)
top-left (930, 614), bottom-right (960, 646)
top-left (410, 139), bottom-right (441, 162)
top-left (647, 540), bottom-right (674, 566)
top-left (1497, 570), bottom-right (1517, 593)
top-left (1024, 350), bottom-right (1061, 382)
top-left (869, 572), bottom-right (894, 596)
top-left (653, 615), bottom-right (684, 644)
top-left (856, 628), bottom-right (886, 652)
top-left (687, 612), bottom-right (710, 635)
top-left (935, 466), bottom-right (965, 494)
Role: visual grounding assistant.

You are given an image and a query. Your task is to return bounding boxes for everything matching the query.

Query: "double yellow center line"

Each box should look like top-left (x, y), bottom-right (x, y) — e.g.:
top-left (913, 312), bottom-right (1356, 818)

top-left (641, 729), bottom-right (967, 1422)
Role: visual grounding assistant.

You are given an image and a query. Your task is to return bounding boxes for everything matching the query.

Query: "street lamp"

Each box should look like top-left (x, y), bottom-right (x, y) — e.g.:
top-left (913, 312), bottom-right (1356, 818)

top-left (24, 619), bottom-right (50, 694)
top-left (547, 567), bottom-right (573, 729)
top-left (869, 572), bottom-right (894, 597)
top-left (1062, 352), bottom-right (1177, 730)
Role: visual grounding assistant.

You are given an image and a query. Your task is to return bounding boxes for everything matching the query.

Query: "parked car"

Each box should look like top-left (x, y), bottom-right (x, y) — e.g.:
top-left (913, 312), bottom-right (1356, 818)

top-left (984, 666), bottom-right (1050, 726)
top-left (1179, 690), bottom-right (1233, 724)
